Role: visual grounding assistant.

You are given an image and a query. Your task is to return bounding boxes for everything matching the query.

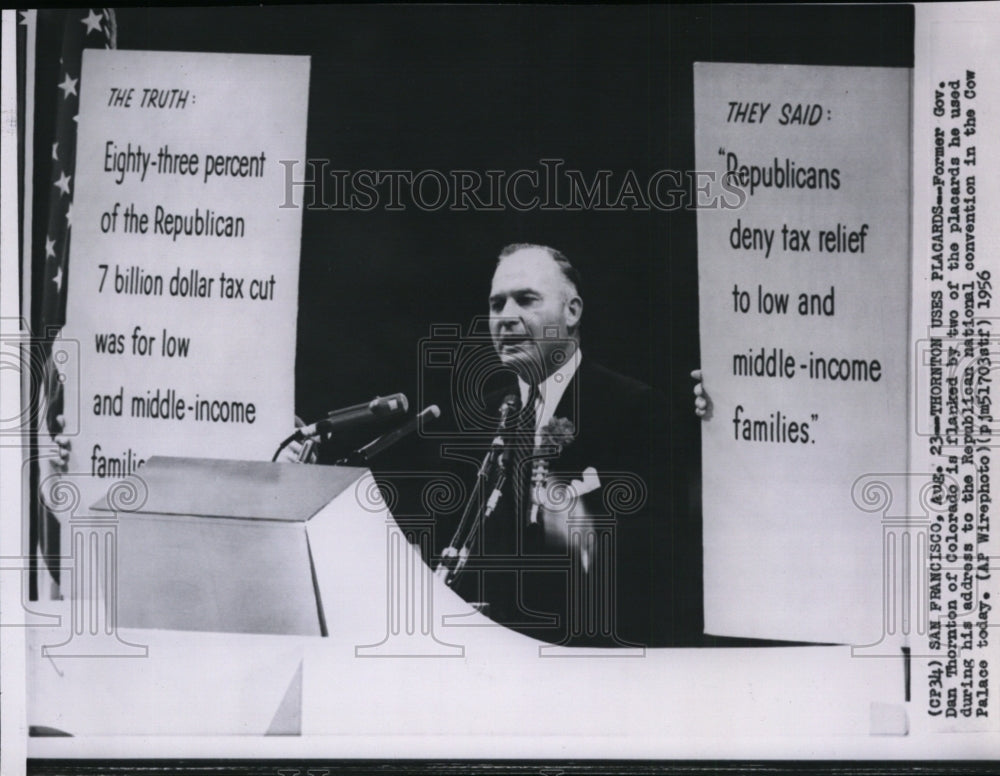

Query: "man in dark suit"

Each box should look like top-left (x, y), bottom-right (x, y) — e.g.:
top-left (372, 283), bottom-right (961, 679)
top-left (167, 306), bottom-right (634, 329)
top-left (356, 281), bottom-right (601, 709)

top-left (429, 243), bottom-right (697, 647)
top-left (281, 242), bottom-right (700, 646)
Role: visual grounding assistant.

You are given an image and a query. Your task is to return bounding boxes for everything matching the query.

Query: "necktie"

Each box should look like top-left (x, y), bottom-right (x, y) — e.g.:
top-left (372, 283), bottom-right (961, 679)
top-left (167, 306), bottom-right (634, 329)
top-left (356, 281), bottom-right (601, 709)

top-left (511, 385), bottom-right (538, 537)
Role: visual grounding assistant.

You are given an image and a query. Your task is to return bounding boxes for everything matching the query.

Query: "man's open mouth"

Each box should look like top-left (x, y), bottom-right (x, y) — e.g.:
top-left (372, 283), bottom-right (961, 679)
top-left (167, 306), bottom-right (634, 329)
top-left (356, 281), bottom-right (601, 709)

top-left (499, 337), bottom-right (529, 350)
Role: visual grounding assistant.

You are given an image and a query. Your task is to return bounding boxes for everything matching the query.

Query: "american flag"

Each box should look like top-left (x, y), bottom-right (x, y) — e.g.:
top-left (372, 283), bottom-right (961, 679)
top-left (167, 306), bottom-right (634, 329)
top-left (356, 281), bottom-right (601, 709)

top-left (40, 8), bottom-right (116, 335)
top-left (23, 9), bottom-right (116, 596)
top-left (35, 8), bottom-right (115, 436)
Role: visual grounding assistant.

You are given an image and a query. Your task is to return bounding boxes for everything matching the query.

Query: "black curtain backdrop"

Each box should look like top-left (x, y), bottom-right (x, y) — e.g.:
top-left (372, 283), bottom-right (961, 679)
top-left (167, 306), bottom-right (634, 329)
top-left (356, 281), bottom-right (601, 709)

top-left (31, 4), bottom-right (914, 641)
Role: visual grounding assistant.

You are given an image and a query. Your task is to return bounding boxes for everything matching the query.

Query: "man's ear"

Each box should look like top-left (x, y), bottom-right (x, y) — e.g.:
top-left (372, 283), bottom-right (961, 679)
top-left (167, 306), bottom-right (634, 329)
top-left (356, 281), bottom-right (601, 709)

top-left (565, 294), bottom-right (583, 329)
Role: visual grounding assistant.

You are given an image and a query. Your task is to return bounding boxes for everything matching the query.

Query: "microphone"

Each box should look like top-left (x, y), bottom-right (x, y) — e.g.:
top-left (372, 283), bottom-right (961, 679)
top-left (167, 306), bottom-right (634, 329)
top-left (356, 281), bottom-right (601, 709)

top-left (342, 404), bottom-right (441, 465)
top-left (295, 393), bottom-right (409, 441)
top-left (497, 393), bottom-right (519, 429)
top-left (491, 393), bottom-right (519, 449)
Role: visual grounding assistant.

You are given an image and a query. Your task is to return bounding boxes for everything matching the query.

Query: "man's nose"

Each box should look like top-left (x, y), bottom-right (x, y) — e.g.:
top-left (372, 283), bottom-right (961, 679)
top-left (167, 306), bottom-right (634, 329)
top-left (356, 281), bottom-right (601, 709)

top-left (494, 300), bottom-right (522, 326)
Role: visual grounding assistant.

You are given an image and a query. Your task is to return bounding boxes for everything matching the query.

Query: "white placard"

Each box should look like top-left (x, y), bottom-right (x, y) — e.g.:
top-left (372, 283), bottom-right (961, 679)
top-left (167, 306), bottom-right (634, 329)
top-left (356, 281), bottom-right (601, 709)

top-left (58, 50), bottom-right (309, 505)
top-left (695, 64), bottom-right (911, 644)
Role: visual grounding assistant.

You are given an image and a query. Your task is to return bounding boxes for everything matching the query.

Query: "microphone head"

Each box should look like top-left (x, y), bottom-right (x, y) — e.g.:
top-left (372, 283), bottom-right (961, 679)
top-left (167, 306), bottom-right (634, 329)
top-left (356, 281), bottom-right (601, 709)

top-left (369, 393), bottom-right (409, 416)
top-left (496, 394), bottom-right (519, 430)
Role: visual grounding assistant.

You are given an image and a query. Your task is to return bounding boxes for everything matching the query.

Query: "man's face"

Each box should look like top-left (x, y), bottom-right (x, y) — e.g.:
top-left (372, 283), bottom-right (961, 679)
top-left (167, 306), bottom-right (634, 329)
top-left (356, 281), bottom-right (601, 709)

top-left (488, 247), bottom-right (581, 382)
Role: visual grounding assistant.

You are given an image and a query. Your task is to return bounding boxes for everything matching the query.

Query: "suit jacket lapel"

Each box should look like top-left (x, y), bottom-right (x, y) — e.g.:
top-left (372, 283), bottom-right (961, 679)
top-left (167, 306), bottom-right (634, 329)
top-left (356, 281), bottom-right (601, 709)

top-left (547, 361), bottom-right (587, 475)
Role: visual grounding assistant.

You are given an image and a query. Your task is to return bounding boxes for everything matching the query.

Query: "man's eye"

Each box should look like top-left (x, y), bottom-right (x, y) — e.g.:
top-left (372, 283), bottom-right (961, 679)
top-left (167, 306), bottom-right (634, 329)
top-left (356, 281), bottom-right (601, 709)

top-left (490, 300), bottom-right (504, 313)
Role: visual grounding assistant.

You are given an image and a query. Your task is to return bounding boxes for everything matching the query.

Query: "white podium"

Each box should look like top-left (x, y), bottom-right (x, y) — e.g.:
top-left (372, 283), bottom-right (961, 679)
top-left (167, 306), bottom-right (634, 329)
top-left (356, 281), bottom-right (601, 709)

top-left (26, 458), bottom-right (900, 745)
top-left (27, 456), bottom-right (525, 736)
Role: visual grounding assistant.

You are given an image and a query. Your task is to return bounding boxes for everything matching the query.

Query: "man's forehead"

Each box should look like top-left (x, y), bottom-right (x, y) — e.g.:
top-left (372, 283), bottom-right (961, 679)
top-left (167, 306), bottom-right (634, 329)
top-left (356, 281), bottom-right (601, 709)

top-left (490, 248), bottom-right (563, 291)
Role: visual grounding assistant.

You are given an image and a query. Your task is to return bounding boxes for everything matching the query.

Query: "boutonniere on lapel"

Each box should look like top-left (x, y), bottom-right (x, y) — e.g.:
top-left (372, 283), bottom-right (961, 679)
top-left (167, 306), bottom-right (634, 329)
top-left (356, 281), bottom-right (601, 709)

top-left (529, 416), bottom-right (576, 526)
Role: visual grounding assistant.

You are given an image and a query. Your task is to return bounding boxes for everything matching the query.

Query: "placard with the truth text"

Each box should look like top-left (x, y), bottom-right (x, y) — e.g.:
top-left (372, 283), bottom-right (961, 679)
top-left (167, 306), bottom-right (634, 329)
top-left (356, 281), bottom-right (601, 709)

top-left (59, 49), bottom-right (309, 504)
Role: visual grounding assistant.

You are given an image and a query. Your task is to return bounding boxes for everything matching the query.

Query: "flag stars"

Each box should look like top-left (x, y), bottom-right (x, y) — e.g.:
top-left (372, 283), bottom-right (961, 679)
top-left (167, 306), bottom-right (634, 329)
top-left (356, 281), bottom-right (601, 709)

top-left (58, 72), bottom-right (78, 99)
top-left (65, 203), bottom-right (74, 227)
top-left (81, 9), bottom-right (103, 35)
top-left (54, 171), bottom-right (71, 196)
top-left (53, 265), bottom-right (64, 293)
top-left (45, 237), bottom-right (56, 259)
top-left (52, 142), bottom-right (59, 161)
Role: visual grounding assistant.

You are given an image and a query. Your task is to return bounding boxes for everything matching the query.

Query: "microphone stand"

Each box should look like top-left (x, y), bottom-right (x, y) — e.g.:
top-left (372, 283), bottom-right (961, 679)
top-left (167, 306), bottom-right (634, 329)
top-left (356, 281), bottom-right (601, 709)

top-left (271, 424), bottom-right (333, 462)
top-left (336, 404), bottom-right (441, 467)
top-left (434, 437), bottom-right (509, 587)
top-left (435, 396), bottom-right (517, 587)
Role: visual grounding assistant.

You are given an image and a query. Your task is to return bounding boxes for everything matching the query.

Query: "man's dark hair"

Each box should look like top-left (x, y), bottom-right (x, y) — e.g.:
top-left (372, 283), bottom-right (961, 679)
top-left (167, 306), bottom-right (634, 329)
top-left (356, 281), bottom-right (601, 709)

top-left (497, 243), bottom-right (583, 299)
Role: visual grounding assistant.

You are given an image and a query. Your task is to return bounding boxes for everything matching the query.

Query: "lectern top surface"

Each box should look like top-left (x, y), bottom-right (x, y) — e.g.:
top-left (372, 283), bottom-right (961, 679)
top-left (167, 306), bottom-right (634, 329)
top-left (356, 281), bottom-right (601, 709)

top-left (90, 456), bottom-right (368, 522)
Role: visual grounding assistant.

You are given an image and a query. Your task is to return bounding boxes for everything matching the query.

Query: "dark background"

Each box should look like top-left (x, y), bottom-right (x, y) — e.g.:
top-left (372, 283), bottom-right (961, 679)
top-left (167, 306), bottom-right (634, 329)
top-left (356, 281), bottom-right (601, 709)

top-left (30, 3), bottom-right (914, 642)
